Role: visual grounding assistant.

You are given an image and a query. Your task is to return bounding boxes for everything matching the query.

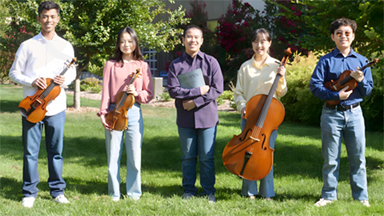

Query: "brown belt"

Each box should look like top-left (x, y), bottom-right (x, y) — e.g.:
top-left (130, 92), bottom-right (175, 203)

top-left (325, 103), bottom-right (360, 111)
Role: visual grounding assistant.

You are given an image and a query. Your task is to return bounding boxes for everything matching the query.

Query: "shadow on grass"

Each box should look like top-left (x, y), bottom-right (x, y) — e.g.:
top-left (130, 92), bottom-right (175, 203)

top-left (141, 136), bottom-right (182, 172)
top-left (65, 177), bottom-right (106, 195)
top-left (0, 177), bottom-right (23, 201)
top-left (142, 183), bottom-right (183, 198)
top-left (218, 111), bottom-right (241, 128)
top-left (0, 100), bottom-right (21, 113)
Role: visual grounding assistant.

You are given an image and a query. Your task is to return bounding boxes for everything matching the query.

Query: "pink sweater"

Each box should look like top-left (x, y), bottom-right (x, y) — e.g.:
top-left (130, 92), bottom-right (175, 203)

top-left (98, 60), bottom-right (154, 116)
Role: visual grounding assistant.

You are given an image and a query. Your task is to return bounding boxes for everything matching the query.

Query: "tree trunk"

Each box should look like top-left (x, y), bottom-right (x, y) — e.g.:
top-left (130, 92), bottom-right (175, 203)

top-left (73, 55), bottom-right (90, 109)
top-left (73, 78), bottom-right (81, 109)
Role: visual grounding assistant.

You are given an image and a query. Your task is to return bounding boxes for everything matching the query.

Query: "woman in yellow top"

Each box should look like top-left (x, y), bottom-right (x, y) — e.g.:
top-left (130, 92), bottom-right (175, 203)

top-left (234, 28), bottom-right (287, 200)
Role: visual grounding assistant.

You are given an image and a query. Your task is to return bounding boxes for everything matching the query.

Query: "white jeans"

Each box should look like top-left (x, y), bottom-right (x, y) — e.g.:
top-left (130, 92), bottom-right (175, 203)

top-left (105, 103), bottom-right (143, 199)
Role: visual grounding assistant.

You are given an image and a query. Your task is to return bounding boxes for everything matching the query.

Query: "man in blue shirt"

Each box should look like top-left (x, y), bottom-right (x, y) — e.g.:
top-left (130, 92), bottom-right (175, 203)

top-left (310, 18), bottom-right (373, 207)
top-left (167, 25), bottom-right (223, 203)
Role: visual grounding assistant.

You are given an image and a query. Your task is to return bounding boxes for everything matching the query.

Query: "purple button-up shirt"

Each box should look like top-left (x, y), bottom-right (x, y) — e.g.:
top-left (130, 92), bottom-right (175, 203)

top-left (168, 51), bottom-right (224, 128)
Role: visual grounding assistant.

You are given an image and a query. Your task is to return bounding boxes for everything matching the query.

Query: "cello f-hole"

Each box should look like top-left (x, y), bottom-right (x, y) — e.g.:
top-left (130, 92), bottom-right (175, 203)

top-left (261, 134), bottom-right (267, 150)
top-left (239, 128), bottom-right (252, 141)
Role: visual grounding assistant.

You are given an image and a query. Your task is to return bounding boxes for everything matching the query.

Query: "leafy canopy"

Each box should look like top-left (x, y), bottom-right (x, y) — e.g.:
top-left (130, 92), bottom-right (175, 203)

top-left (14, 0), bottom-right (189, 75)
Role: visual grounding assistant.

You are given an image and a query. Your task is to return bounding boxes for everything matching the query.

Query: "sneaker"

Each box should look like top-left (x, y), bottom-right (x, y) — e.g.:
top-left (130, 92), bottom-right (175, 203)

top-left (130, 196), bottom-right (140, 201)
top-left (53, 195), bottom-right (70, 204)
top-left (207, 194), bottom-right (216, 204)
top-left (22, 197), bottom-right (35, 208)
top-left (182, 193), bottom-right (194, 200)
top-left (112, 197), bottom-right (120, 202)
top-left (360, 200), bottom-right (370, 207)
top-left (314, 198), bottom-right (333, 207)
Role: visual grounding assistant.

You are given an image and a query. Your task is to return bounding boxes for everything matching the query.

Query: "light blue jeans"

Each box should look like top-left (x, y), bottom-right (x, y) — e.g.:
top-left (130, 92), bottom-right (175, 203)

top-left (240, 118), bottom-right (277, 198)
top-left (22, 110), bottom-right (66, 198)
top-left (178, 126), bottom-right (217, 196)
top-left (105, 103), bottom-right (143, 200)
top-left (320, 105), bottom-right (368, 201)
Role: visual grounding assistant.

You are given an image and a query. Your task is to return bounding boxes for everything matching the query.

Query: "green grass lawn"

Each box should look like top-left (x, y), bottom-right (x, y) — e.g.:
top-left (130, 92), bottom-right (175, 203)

top-left (1, 84), bottom-right (383, 215)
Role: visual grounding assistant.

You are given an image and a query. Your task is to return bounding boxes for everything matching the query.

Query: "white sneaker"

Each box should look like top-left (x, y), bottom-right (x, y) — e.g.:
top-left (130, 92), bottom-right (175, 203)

top-left (112, 197), bottom-right (120, 202)
top-left (207, 194), bottom-right (216, 204)
top-left (22, 197), bottom-right (35, 208)
top-left (360, 200), bottom-right (370, 207)
top-left (314, 198), bottom-right (333, 207)
top-left (53, 195), bottom-right (69, 204)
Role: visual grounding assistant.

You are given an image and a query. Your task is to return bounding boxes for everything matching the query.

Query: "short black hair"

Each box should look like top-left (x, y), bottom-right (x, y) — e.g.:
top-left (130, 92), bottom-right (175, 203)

top-left (329, 18), bottom-right (357, 34)
top-left (38, 1), bottom-right (60, 17)
top-left (183, 25), bottom-right (203, 38)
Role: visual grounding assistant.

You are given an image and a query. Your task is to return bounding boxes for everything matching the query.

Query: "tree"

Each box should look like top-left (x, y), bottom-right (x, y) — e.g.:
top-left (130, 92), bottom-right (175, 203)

top-left (270, 0), bottom-right (383, 59)
top-left (12, 0), bottom-right (188, 109)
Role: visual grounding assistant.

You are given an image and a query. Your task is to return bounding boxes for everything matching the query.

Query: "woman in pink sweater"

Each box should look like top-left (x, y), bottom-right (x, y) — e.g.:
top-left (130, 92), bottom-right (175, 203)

top-left (97, 26), bottom-right (154, 201)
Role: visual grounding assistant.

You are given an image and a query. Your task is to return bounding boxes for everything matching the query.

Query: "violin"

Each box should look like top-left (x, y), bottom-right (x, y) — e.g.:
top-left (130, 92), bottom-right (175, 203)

top-left (18, 58), bottom-right (77, 123)
top-left (105, 68), bottom-right (141, 131)
top-left (222, 48), bottom-right (291, 181)
top-left (324, 58), bottom-right (379, 105)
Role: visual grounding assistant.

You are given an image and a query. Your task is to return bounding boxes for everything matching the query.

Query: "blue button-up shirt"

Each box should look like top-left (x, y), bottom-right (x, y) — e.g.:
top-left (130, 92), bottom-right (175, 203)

top-left (310, 48), bottom-right (373, 106)
top-left (168, 51), bottom-right (224, 128)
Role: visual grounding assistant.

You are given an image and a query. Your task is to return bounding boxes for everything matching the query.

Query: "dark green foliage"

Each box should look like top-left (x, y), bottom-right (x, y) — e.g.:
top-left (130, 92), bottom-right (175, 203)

top-left (361, 67), bottom-right (384, 131)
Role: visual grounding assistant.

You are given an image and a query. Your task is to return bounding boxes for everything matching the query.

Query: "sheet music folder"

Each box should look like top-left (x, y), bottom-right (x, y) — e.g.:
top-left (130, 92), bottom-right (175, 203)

top-left (177, 68), bottom-right (205, 89)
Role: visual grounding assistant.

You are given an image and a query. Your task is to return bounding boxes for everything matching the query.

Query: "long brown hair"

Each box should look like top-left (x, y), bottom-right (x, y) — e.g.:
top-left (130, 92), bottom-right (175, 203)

top-left (111, 26), bottom-right (143, 65)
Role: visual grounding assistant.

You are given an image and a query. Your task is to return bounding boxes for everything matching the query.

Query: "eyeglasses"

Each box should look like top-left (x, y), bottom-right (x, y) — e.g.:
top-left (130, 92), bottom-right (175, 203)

top-left (335, 31), bottom-right (352, 37)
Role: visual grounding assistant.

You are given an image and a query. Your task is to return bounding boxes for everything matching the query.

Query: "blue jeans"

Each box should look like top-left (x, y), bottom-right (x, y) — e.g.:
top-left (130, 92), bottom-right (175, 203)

top-left (105, 103), bottom-right (143, 199)
top-left (178, 126), bottom-right (217, 196)
top-left (240, 118), bottom-right (277, 198)
top-left (22, 110), bottom-right (66, 198)
top-left (320, 105), bottom-right (368, 201)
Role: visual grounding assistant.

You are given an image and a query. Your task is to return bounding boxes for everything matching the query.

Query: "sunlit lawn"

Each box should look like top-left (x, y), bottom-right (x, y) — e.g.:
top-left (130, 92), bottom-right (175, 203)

top-left (1, 85), bottom-right (383, 215)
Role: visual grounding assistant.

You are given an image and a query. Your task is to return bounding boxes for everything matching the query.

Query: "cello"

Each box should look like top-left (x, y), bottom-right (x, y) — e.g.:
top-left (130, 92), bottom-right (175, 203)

top-left (222, 48), bottom-right (291, 181)
top-left (324, 58), bottom-right (379, 105)
top-left (105, 68), bottom-right (141, 131)
top-left (18, 58), bottom-right (77, 123)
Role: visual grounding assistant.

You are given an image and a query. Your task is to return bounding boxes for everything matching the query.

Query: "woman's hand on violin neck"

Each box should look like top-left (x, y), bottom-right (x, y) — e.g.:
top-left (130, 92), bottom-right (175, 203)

top-left (241, 107), bottom-right (246, 119)
top-left (126, 84), bottom-right (139, 96)
top-left (277, 66), bottom-right (286, 81)
top-left (350, 67), bottom-right (364, 82)
top-left (339, 86), bottom-right (353, 100)
top-left (53, 75), bottom-right (66, 86)
top-left (100, 115), bottom-right (113, 131)
top-left (32, 77), bottom-right (47, 89)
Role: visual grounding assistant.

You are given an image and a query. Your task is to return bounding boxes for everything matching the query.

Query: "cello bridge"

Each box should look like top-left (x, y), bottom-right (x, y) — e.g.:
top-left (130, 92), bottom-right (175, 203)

top-left (249, 137), bottom-right (260, 142)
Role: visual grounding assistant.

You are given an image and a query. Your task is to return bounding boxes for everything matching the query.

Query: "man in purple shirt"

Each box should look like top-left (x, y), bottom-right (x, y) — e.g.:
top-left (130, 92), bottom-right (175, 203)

top-left (167, 25), bottom-right (223, 203)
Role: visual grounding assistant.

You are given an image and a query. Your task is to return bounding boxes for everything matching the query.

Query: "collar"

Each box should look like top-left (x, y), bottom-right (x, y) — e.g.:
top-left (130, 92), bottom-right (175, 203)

top-left (182, 50), bottom-right (203, 60)
top-left (252, 54), bottom-right (275, 68)
top-left (36, 32), bottom-right (59, 42)
top-left (332, 47), bottom-right (358, 58)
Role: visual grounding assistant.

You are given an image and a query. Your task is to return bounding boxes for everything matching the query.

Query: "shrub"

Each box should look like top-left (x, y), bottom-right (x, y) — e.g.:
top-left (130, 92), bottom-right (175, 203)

top-left (361, 62), bottom-right (384, 131)
top-left (159, 90), bottom-right (172, 102)
top-left (217, 90), bottom-right (236, 108)
top-left (280, 52), bottom-right (323, 126)
top-left (0, 26), bottom-right (33, 82)
top-left (79, 77), bottom-right (102, 93)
